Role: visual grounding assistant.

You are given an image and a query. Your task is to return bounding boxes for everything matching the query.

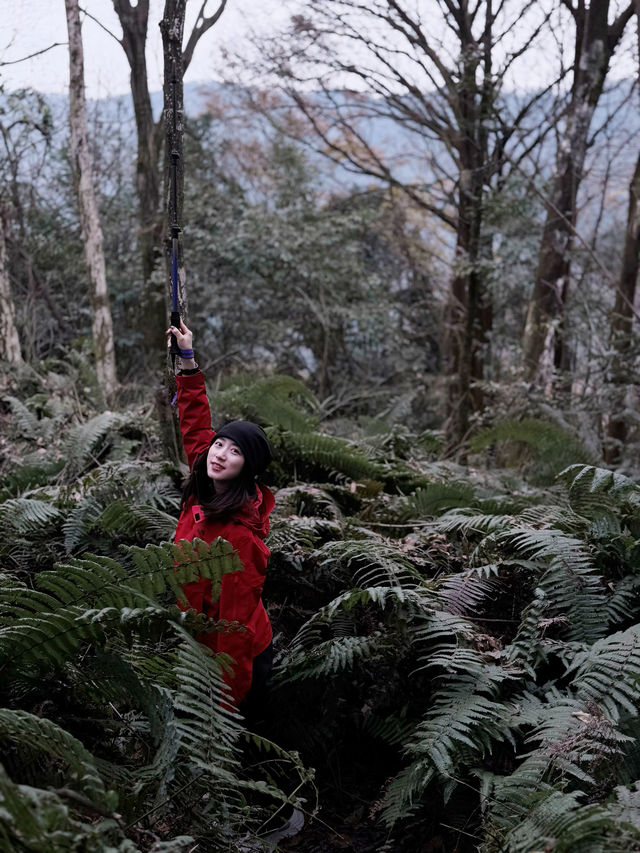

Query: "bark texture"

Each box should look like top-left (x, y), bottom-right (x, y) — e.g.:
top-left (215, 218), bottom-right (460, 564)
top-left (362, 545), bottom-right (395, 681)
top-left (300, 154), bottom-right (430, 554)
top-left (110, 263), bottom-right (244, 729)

top-left (113, 0), bottom-right (227, 368)
top-left (65, 0), bottom-right (117, 399)
top-left (113, 0), bottom-right (164, 364)
top-left (0, 207), bottom-right (23, 364)
top-left (605, 0), bottom-right (640, 462)
top-left (160, 0), bottom-right (186, 324)
top-left (522, 0), bottom-right (634, 384)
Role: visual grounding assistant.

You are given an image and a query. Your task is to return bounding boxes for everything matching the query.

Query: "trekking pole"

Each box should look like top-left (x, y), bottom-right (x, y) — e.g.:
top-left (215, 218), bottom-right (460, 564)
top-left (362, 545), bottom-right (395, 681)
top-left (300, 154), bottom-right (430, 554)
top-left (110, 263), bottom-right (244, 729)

top-left (168, 58), bottom-right (181, 368)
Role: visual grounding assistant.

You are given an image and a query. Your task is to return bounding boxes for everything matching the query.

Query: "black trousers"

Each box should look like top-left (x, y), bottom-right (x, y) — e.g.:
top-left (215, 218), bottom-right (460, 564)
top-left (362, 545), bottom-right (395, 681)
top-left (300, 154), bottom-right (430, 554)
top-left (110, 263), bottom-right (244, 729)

top-left (240, 641), bottom-right (274, 721)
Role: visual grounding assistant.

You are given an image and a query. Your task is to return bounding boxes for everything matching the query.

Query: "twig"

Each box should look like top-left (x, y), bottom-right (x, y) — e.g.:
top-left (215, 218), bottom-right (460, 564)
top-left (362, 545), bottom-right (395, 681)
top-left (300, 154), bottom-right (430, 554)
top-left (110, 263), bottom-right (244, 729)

top-left (125, 771), bottom-right (206, 829)
top-left (78, 6), bottom-right (122, 45)
top-left (1, 43), bottom-right (67, 66)
top-left (53, 787), bottom-right (122, 823)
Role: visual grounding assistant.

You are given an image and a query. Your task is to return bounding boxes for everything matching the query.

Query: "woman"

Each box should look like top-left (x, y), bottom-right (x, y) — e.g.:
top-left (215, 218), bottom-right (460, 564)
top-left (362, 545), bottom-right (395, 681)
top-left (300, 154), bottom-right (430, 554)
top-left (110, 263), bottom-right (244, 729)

top-left (167, 321), bottom-right (275, 709)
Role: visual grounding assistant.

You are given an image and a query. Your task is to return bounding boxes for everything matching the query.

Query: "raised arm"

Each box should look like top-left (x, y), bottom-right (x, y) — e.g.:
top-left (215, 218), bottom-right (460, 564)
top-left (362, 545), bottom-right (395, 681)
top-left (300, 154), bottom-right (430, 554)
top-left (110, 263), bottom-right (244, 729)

top-left (167, 321), bottom-right (215, 469)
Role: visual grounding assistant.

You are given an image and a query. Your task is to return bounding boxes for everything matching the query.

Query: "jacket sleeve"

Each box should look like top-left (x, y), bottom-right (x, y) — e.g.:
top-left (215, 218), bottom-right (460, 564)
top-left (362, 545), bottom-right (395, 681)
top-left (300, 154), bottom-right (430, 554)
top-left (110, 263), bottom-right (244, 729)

top-left (176, 371), bottom-right (215, 469)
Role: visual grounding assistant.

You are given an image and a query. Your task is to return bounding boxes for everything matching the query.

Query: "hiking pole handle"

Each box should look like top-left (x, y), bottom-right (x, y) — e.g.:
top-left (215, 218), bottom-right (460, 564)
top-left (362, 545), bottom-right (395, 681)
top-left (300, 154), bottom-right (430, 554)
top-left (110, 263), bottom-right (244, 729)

top-left (169, 310), bottom-right (181, 358)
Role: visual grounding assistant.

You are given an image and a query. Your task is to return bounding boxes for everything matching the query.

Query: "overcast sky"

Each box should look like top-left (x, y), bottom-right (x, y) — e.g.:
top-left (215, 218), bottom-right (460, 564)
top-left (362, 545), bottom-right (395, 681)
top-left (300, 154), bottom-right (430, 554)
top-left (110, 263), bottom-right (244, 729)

top-left (1, 1), bottom-right (636, 101)
top-left (0, 0), bottom-right (286, 99)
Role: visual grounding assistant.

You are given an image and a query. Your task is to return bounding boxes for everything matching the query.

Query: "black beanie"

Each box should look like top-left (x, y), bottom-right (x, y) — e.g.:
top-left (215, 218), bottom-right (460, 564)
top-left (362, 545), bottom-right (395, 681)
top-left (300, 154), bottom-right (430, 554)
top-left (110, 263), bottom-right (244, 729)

top-left (212, 421), bottom-right (273, 475)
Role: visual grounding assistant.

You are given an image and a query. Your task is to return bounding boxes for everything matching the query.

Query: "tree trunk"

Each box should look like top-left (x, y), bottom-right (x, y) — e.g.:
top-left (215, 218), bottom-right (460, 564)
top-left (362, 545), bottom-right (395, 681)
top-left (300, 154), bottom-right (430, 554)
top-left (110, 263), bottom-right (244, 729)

top-left (522, 0), bottom-right (633, 384)
top-left (113, 0), bottom-right (227, 370)
top-left (0, 207), bottom-right (23, 364)
top-left (605, 3), bottom-right (640, 462)
top-left (65, 0), bottom-right (117, 400)
top-left (113, 0), bottom-right (165, 368)
top-left (445, 40), bottom-right (492, 447)
top-left (160, 1), bottom-right (186, 325)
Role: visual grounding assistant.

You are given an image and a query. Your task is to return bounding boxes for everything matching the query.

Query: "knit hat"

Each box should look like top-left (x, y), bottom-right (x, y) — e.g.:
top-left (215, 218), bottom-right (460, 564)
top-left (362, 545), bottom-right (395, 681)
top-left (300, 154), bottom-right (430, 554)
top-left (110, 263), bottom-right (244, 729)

top-left (212, 421), bottom-right (273, 475)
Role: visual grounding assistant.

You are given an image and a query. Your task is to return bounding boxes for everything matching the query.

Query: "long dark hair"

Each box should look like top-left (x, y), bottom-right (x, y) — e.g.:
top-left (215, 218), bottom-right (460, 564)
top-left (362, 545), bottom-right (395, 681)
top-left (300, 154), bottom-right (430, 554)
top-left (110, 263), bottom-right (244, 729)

top-left (181, 447), bottom-right (257, 521)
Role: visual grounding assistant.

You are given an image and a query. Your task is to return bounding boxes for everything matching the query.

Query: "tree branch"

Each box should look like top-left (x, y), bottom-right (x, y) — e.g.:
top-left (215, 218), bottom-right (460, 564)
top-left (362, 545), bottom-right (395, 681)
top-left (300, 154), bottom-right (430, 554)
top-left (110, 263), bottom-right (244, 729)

top-left (78, 5), bottom-right (123, 45)
top-left (183, 0), bottom-right (228, 73)
top-left (0, 43), bottom-right (66, 66)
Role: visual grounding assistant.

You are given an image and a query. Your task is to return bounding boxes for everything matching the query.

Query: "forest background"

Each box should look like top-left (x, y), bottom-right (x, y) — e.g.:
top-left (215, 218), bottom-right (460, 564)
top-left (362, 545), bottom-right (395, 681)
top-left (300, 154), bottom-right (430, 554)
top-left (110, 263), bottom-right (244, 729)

top-left (2, 1), bottom-right (640, 852)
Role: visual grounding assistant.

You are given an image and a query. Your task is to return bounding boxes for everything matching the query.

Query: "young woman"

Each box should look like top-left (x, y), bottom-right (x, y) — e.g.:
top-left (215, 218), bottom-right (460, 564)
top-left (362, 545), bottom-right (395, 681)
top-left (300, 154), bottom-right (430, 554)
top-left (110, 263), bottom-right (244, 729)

top-left (167, 321), bottom-right (275, 709)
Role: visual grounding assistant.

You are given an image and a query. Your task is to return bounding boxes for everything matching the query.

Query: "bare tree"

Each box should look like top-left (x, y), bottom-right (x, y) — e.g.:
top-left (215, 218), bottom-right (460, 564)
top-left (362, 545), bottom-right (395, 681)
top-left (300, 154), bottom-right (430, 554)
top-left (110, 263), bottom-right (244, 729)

top-left (521, 0), bottom-right (635, 384)
top-left (243, 0), bottom-right (563, 443)
top-left (0, 87), bottom-right (54, 364)
top-left (0, 206), bottom-right (22, 363)
top-left (111, 0), bottom-right (227, 367)
top-left (65, 0), bottom-right (117, 399)
top-left (605, 0), bottom-right (640, 462)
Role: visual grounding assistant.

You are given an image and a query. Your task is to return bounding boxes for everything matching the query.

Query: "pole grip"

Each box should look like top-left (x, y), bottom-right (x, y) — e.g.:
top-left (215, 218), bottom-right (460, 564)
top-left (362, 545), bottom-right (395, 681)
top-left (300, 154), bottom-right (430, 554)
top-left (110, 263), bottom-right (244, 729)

top-left (169, 310), bottom-right (181, 357)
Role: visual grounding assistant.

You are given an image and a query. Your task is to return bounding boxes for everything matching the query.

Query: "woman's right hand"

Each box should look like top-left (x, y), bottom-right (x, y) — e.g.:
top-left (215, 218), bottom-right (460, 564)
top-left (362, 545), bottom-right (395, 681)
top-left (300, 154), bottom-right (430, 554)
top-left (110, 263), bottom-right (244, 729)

top-left (166, 320), bottom-right (193, 351)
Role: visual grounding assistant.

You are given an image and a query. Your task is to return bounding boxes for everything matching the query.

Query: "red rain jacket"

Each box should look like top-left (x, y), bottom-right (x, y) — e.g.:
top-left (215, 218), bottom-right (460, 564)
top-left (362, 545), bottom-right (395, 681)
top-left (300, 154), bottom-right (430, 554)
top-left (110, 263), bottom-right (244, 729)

top-left (174, 370), bottom-right (274, 705)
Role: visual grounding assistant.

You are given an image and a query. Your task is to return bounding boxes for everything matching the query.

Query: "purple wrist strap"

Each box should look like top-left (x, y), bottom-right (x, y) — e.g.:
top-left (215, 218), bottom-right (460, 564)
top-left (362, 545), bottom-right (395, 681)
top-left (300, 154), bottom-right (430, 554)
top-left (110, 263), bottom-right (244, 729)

top-left (180, 348), bottom-right (194, 358)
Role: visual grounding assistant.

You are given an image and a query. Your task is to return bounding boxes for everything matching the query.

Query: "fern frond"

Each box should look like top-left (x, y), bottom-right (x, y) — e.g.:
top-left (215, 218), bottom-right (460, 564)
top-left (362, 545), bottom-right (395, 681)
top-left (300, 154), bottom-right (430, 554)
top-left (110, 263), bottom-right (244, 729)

top-left (0, 763), bottom-right (146, 853)
top-left (316, 538), bottom-right (423, 588)
top-left (569, 625), bottom-right (640, 720)
top-left (381, 691), bottom-right (516, 826)
top-left (437, 569), bottom-right (497, 616)
top-left (437, 508), bottom-right (516, 536)
top-left (268, 428), bottom-right (384, 481)
top-left (408, 482), bottom-right (477, 517)
top-left (497, 790), bottom-right (608, 853)
top-left (274, 484), bottom-right (343, 521)
top-left (62, 411), bottom-right (128, 476)
top-left (470, 418), bottom-right (593, 484)
top-left (279, 634), bottom-right (389, 682)
top-left (0, 539), bottom-right (243, 674)
top-left (495, 527), bottom-right (607, 644)
top-left (0, 498), bottom-right (61, 543)
top-left (213, 373), bottom-right (319, 433)
top-left (558, 464), bottom-right (640, 525)
top-left (3, 394), bottom-right (42, 439)
top-left (0, 709), bottom-right (112, 808)
top-left (97, 499), bottom-right (178, 541)
top-left (173, 638), bottom-right (242, 775)
top-left (604, 574), bottom-right (640, 627)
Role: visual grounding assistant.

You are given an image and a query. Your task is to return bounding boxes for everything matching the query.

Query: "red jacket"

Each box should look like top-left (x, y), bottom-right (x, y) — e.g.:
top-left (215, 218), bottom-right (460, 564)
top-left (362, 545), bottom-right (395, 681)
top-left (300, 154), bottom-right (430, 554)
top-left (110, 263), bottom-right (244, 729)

top-left (174, 370), bottom-right (274, 705)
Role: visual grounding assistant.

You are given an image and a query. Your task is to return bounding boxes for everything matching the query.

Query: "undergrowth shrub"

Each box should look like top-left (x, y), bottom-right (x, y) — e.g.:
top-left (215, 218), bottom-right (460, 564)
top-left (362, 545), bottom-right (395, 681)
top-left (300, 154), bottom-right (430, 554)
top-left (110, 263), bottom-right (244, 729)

top-left (2, 364), bottom-right (640, 851)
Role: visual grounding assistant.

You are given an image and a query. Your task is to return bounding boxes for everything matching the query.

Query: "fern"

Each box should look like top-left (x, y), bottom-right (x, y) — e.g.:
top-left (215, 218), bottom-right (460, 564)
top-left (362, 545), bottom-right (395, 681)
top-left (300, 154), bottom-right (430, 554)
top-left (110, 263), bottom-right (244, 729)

top-left (279, 634), bottom-right (390, 682)
top-left (0, 539), bottom-right (242, 674)
top-left (470, 417), bottom-right (594, 484)
top-left (0, 497), bottom-right (61, 543)
top-left (558, 464), bottom-right (640, 532)
top-left (409, 481), bottom-right (478, 517)
top-left (268, 427), bottom-right (385, 481)
top-left (495, 527), bottom-right (607, 644)
top-left (569, 625), bottom-right (640, 721)
top-left (0, 709), bottom-right (113, 809)
top-left (3, 394), bottom-right (43, 439)
top-left (274, 484), bottom-right (343, 521)
top-left (316, 538), bottom-right (423, 588)
top-left (173, 638), bottom-right (242, 772)
top-left (211, 373), bottom-right (319, 433)
top-left (62, 411), bottom-right (130, 476)
top-left (494, 789), bottom-right (640, 853)
top-left (381, 690), bottom-right (517, 826)
top-left (0, 762), bottom-right (155, 853)
top-left (437, 567), bottom-right (498, 616)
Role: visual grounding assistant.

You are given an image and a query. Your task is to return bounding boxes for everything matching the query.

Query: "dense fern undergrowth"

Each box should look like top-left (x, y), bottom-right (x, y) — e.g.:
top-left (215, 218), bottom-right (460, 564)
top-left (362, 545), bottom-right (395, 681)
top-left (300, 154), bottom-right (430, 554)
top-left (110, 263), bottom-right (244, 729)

top-left (2, 359), bottom-right (640, 852)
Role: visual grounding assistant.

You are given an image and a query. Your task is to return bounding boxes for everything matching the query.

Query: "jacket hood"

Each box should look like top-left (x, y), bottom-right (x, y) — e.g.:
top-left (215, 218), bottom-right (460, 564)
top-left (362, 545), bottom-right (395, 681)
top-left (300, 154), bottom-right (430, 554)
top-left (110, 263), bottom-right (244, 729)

top-left (234, 484), bottom-right (275, 539)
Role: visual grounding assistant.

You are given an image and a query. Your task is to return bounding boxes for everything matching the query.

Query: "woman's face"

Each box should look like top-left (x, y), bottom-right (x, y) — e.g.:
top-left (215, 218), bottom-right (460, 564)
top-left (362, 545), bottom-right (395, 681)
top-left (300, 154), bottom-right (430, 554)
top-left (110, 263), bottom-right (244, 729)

top-left (207, 437), bottom-right (245, 485)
